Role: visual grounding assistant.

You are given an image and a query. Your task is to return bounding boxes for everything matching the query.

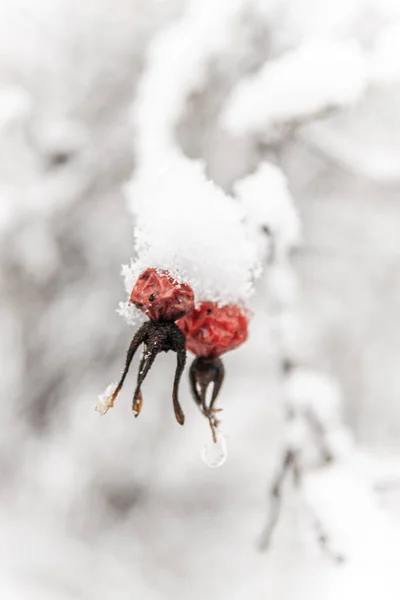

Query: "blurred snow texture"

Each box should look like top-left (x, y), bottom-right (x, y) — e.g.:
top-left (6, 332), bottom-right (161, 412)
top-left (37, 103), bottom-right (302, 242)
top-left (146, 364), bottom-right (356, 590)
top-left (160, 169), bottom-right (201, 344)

top-left (1, 0), bottom-right (400, 598)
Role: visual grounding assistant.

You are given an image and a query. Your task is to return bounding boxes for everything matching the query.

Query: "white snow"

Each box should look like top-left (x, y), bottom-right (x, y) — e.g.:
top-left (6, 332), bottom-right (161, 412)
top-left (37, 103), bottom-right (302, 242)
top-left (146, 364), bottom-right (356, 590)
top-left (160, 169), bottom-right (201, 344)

top-left (95, 381), bottom-right (118, 415)
top-left (133, 0), bottom-right (249, 168)
top-left (302, 462), bottom-right (400, 580)
top-left (284, 368), bottom-right (343, 424)
top-left (122, 157), bottom-right (260, 323)
top-left (235, 162), bottom-right (301, 262)
top-left (1, 1), bottom-right (400, 599)
top-left (369, 22), bottom-right (400, 85)
top-left (221, 39), bottom-right (367, 135)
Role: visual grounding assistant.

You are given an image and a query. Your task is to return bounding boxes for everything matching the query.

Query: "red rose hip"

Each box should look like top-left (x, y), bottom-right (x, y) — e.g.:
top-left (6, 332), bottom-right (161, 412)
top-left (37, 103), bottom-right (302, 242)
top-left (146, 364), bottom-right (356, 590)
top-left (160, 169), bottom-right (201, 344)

top-left (178, 302), bottom-right (250, 442)
top-left (130, 268), bottom-right (194, 322)
top-left (97, 268), bottom-right (195, 426)
top-left (178, 302), bottom-right (248, 357)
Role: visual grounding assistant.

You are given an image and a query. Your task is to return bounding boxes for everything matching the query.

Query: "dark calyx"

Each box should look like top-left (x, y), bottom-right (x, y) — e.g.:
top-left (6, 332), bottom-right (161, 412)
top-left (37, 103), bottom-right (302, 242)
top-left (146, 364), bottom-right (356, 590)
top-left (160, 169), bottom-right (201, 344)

top-left (189, 356), bottom-right (225, 442)
top-left (113, 320), bottom-right (186, 425)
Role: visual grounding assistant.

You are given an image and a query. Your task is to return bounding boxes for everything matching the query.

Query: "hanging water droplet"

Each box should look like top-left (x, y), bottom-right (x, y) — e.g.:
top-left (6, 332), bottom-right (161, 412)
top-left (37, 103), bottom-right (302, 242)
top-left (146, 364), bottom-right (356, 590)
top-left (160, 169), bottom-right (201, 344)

top-left (201, 431), bottom-right (227, 468)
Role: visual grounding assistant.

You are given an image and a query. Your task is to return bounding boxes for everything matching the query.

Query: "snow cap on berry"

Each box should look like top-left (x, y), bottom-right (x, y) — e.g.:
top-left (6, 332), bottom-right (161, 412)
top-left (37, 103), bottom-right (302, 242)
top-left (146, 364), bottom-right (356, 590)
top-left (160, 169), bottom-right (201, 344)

top-left (120, 156), bottom-right (260, 324)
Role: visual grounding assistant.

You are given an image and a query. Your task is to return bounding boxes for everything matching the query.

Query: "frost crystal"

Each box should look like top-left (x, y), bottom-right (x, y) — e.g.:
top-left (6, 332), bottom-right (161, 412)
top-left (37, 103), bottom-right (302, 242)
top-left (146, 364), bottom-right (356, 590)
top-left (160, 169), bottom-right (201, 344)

top-left (116, 300), bottom-right (146, 327)
top-left (95, 382), bottom-right (118, 415)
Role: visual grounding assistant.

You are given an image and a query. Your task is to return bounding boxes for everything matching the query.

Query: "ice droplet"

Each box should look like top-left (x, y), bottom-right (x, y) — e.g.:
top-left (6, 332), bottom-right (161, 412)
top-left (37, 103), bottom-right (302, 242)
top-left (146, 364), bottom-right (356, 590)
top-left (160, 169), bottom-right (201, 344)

top-left (201, 432), bottom-right (227, 468)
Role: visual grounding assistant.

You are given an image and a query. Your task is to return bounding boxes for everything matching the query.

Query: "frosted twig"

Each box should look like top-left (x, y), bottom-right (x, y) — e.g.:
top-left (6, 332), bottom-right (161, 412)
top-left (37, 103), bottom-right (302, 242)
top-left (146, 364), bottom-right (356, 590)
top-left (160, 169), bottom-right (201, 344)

top-left (306, 409), bottom-right (334, 465)
top-left (259, 449), bottom-right (297, 551)
top-left (133, 0), bottom-right (249, 169)
top-left (308, 510), bottom-right (346, 564)
top-left (222, 39), bottom-right (367, 137)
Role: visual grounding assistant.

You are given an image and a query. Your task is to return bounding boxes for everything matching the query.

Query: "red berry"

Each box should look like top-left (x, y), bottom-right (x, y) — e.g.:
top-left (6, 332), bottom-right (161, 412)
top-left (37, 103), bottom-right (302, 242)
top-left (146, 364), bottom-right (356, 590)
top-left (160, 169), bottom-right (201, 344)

top-left (130, 268), bottom-right (194, 322)
top-left (177, 302), bottom-right (249, 358)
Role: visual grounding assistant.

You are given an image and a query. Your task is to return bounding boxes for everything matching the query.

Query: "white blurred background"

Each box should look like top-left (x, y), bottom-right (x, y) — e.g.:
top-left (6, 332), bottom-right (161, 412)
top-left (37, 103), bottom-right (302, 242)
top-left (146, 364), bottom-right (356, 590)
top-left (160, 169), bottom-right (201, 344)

top-left (1, 0), bottom-right (400, 598)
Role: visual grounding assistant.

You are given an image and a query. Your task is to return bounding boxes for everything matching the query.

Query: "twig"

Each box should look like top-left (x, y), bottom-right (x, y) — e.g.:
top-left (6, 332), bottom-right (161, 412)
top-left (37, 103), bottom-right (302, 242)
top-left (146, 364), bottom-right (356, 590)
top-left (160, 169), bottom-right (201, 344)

top-left (306, 409), bottom-right (334, 465)
top-left (258, 449), bottom-right (297, 551)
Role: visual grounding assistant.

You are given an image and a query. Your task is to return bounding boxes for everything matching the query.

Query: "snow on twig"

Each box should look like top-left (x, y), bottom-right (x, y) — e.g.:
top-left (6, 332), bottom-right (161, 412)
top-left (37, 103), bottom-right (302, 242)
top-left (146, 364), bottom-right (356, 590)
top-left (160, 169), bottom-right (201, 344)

top-left (234, 162), bottom-right (301, 264)
top-left (133, 0), bottom-right (249, 168)
top-left (221, 39), bottom-right (367, 136)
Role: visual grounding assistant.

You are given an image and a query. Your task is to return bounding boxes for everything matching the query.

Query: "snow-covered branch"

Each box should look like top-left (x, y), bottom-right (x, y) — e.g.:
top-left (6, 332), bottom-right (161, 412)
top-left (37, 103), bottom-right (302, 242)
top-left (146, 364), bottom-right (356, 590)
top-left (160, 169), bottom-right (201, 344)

top-left (221, 39), bottom-right (367, 137)
top-left (132, 0), bottom-right (250, 168)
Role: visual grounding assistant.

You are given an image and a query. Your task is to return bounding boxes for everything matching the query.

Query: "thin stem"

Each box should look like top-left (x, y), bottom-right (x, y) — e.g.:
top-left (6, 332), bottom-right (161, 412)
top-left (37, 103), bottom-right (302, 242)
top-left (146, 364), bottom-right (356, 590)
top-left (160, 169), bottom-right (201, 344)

top-left (259, 449), bottom-right (296, 551)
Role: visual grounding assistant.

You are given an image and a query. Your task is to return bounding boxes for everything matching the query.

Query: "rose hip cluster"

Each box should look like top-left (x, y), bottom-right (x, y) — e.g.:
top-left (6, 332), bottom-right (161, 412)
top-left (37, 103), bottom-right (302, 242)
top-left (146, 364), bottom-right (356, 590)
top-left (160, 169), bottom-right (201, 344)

top-left (100, 268), bottom-right (249, 433)
top-left (178, 302), bottom-right (248, 440)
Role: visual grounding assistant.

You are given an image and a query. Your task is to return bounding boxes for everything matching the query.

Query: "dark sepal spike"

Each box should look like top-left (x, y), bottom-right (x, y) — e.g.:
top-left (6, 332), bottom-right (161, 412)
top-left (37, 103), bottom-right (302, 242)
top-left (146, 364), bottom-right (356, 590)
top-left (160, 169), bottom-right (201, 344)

top-left (98, 320), bottom-right (187, 424)
top-left (132, 344), bottom-right (158, 417)
top-left (189, 356), bottom-right (225, 442)
top-left (172, 345), bottom-right (186, 425)
top-left (97, 322), bottom-right (151, 414)
top-left (131, 320), bottom-right (187, 424)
